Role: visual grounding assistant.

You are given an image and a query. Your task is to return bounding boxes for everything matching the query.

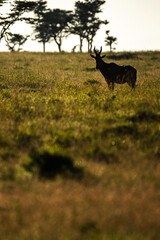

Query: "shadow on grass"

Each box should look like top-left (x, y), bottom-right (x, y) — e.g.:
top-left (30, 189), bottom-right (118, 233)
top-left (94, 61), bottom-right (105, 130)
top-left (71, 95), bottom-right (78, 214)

top-left (24, 150), bottom-right (84, 180)
top-left (127, 110), bottom-right (160, 122)
top-left (102, 124), bottom-right (138, 137)
top-left (85, 67), bottom-right (96, 72)
top-left (79, 220), bottom-right (100, 239)
top-left (84, 79), bottom-right (101, 85)
top-left (88, 147), bottom-right (118, 164)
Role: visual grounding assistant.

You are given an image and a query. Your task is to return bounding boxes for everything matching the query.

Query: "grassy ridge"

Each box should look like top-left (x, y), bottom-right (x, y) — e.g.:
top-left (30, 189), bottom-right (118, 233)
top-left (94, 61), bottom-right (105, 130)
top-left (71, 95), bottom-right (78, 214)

top-left (0, 51), bottom-right (160, 239)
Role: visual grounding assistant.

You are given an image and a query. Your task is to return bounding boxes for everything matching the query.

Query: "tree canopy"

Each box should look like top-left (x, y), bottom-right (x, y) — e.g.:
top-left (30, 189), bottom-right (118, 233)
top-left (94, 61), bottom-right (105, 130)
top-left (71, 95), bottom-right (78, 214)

top-left (72, 0), bottom-right (108, 52)
top-left (0, 0), bottom-right (114, 52)
top-left (5, 32), bottom-right (28, 51)
top-left (0, 0), bottom-right (37, 41)
top-left (105, 30), bottom-right (117, 52)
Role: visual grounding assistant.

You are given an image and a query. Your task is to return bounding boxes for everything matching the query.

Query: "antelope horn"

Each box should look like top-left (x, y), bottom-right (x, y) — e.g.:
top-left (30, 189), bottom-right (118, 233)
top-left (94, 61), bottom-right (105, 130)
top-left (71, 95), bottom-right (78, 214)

top-left (94, 47), bottom-right (97, 54)
top-left (99, 46), bottom-right (102, 54)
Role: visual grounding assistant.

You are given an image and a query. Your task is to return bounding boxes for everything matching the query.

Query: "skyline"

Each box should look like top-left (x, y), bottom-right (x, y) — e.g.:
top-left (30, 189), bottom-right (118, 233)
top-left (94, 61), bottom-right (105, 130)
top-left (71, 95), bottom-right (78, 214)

top-left (0, 0), bottom-right (160, 52)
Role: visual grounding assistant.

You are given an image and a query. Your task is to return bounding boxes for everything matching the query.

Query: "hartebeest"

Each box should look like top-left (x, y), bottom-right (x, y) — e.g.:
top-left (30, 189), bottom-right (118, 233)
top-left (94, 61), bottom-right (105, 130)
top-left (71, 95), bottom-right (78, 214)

top-left (90, 47), bottom-right (137, 90)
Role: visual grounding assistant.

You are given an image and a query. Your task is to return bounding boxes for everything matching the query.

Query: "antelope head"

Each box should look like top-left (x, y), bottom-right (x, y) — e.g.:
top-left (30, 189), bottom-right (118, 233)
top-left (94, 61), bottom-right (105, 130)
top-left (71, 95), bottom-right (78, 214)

top-left (90, 47), bottom-right (106, 69)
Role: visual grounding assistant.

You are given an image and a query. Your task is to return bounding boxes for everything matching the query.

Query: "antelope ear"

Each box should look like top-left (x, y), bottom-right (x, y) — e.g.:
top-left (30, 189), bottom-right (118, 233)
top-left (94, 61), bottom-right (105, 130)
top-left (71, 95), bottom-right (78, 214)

top-left (101, 55), bottom-right (106, 58)
top-left (90, 54), bottom-right (96, 59)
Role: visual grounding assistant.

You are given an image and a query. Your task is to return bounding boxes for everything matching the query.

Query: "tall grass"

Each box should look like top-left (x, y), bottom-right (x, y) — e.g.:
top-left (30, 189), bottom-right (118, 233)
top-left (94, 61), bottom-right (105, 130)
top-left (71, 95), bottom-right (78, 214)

top-left (0, 51), bottom-right (160, 239)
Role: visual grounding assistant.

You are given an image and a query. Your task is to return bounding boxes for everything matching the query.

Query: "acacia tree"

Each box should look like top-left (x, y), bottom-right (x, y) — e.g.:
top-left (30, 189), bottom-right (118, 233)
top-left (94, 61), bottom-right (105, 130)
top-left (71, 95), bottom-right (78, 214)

top-left (72, 0), bottom-right (108, 52)
top-left (33, 21), bottom-right (51, 53)
top-left (105, 30), bottom-right (117, 52)
top-left (71, 1), bottom-right (87, 52)
top-left (44, 9), bottom-right (73, 52)
top-left (34, 0), bottom-right (47, 18)
top-left (0, 0), bottom-right (37, 42)
top-left (30, 0), bottom-right (50, 52)
top-left (5, 32), bottom-right (28, 51)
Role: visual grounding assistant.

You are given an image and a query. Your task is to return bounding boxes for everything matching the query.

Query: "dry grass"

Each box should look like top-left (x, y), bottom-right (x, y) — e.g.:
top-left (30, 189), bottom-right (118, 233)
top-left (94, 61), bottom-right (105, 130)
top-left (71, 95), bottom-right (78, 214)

top-left (1, 177), bottom-right (160, 240)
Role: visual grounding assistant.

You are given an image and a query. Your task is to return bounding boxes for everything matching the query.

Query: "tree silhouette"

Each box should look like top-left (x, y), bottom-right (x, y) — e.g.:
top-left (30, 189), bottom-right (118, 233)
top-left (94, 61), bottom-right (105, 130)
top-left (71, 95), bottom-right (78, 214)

top-left (30, 0), bottom-right (49, 52)
top-left (0, 0), bottom-right (6, 6)
top-left (72, 0), bottom-right (108, 52)
top-left (0, 0), bottom-right (114, 53)
top-left (30, 3), bottom-right (73, 53)
top-left (0, 0), bottom-right (37, 41)
top-left (105, 30), bottom-right (117, 52)
top-left (43, 9), bottom-right (73, 52)
top-left (71, 1), bottom-right (88, 52)
top-left (5, 32), bottom-right (28, 51)
top-left (33, 21), bottom-right (51, 53)
top-left (34, 0), bottom-right (47, 17)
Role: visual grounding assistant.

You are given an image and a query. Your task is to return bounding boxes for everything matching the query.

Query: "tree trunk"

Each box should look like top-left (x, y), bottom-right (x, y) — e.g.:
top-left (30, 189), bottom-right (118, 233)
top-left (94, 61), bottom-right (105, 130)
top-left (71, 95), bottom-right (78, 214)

top-left (54, 37), bottom-right (62, 52)
top-left (79, 37), bottom-right (83, 52)
top-left (43, 42), bottom-right (45, 53)
top-left (57, 43), bottom-right (61, 52)
top-left (109, 43), bottom-right (112, 52)
top-left (90, 40), bottom-right (93, 53)
top-left (87, 39), bottom-right (91, 53)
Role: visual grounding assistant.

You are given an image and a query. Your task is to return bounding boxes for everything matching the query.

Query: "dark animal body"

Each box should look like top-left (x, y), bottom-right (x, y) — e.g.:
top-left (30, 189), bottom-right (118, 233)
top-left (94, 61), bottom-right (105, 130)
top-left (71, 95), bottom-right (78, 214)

top-left (91, 47), bottom-right (137, 90)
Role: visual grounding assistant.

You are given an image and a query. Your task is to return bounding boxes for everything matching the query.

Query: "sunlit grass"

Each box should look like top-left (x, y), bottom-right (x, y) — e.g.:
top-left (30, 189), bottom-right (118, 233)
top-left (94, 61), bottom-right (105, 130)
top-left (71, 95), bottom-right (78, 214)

top-left (0, 51), bottom-right (160, 239)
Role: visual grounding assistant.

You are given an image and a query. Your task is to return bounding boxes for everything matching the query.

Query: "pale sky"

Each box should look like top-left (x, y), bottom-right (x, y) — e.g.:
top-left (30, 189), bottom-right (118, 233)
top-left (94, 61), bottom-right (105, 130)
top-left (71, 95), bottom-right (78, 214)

top-left (0, 0), bottom-right (160, 52)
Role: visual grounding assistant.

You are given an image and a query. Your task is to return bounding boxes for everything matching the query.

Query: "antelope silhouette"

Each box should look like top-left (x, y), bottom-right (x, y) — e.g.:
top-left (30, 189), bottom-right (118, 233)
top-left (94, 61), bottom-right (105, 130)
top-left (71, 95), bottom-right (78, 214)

top-left (90, 47), bottom-right (137, 90)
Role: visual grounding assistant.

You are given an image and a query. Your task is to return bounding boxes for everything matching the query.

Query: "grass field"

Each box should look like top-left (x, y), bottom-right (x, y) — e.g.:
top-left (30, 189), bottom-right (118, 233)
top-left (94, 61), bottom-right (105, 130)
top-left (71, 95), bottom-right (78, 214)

top-left (0, 51), bottom-right (160, 240)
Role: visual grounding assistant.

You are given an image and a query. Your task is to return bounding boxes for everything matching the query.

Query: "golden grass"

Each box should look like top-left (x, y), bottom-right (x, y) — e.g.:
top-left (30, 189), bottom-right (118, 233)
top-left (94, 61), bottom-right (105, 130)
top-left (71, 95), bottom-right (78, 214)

top-left (1, 177), bottom-right (160, 240)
